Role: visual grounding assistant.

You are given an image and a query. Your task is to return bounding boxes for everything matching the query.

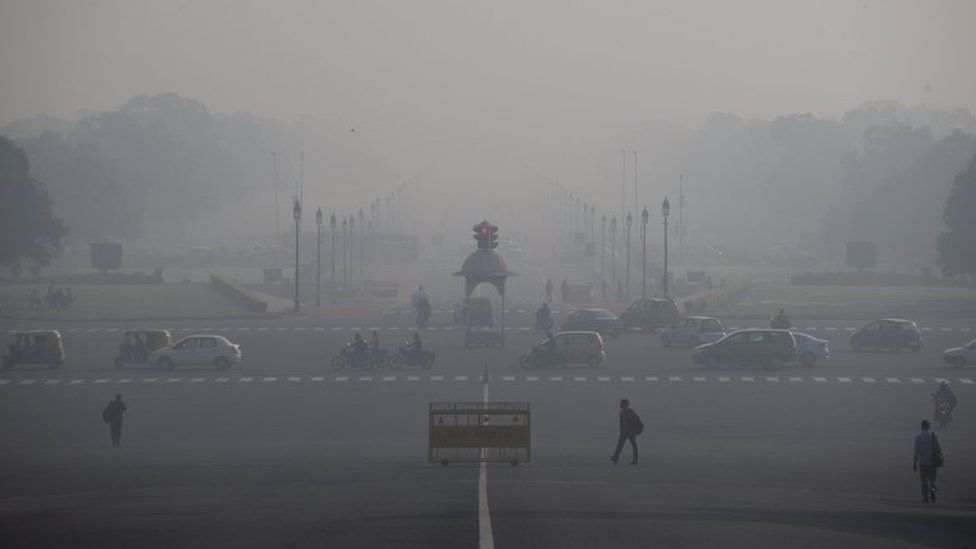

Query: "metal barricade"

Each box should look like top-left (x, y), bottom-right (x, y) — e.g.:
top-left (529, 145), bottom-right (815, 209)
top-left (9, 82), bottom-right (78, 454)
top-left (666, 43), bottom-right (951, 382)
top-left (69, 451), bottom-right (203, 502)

top-left (428, 402), bottom-right (531, 466)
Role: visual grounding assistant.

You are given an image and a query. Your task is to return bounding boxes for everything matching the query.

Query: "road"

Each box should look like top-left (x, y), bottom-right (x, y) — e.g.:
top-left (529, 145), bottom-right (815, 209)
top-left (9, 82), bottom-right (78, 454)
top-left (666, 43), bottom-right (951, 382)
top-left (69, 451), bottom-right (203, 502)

top-left (1, 306), bottom-right (975, 548)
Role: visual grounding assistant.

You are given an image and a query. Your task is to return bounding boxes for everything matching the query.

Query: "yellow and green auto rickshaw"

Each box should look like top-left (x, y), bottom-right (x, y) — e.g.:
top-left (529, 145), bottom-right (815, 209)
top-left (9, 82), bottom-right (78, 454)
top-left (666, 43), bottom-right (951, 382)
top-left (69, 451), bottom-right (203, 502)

top-left (3, 330), bottom-right (66, 370)
top-left (114, 329), bottom-right (172, 368)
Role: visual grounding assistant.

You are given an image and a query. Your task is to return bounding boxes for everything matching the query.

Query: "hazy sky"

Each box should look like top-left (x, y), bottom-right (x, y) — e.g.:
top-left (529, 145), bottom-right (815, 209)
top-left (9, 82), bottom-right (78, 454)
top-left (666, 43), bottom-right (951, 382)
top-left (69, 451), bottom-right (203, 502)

top-left (2, 0), bottom-right (975, 160)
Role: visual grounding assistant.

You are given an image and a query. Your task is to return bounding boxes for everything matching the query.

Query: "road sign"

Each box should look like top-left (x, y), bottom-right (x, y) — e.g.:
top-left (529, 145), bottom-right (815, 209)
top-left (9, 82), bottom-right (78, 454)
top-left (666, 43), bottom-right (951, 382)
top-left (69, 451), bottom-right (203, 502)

top-left (429, 402), bottom-right (530, 465)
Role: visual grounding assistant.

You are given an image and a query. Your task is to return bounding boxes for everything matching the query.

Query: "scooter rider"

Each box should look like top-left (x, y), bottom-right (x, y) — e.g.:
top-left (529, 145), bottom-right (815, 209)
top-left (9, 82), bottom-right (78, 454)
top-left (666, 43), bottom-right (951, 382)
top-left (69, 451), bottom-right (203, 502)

top-left (934, 381), bottom-right (958, 414)
top-left (535, 302), bottom-right (553, 331)
top-left (370, 330), bottom-right (381, 351)
top-left (770, 308), bottom-right (791, 330)
top-left (349, 332), bottom-right (368, 363)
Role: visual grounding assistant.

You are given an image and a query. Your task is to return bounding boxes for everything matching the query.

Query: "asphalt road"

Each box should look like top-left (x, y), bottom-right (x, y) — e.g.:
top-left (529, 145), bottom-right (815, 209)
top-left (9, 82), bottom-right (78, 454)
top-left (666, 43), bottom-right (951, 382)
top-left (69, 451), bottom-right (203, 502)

top-left (1, 308), bottom-right (975, 548)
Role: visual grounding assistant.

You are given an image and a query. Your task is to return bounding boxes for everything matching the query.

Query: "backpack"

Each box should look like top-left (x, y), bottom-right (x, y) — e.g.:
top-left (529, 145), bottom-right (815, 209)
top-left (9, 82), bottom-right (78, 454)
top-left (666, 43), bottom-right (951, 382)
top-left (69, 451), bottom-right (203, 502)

top-left (632, 411), bottom-right (645, 435)
top-left (932, 433), bottom-right (944, 468)
top-left (102, 405), bottom-right (111, 423)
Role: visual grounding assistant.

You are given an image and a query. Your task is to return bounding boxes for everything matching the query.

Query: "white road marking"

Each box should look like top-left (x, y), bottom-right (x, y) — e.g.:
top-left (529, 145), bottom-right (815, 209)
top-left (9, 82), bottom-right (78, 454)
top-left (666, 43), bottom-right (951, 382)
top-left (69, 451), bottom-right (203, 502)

top-left (313, 327), bottom-right (325, 331)
top-left (824, 327), bottom-right (837, 331)
top-left (804, 327), bottom-right (818, 331)
top-left (789, 377), bottom-right (803, 382)
top-left (922, 327), bottom-right (933, 332)
top-left (288, 376), bottom-right (301, 382)
top-left (862, 377), bottom-right (876, 383)
top-left (383, 376), bottom-right (396, 382)
top-left (256, 327), bottom-right (269, 331)
top-left (479, 378), bottom-right (495, 549)
top-left (519, 327), bottom-right (531, 331)
top-left (516, 309), bottom-right (527, 314)
top-left (502, 376), bottom-right (516, 381)
top-left (765, 377), bottom-right (779, 382)
top-left (886, 378), bottom-right (901, 383)
top-left (431, 376), bottom-right (444, 381)
top-left (336, 376), bottom-right (349, 382)
top-left (814, 377), bottom-right (828, 383)
top-left (215, 377), bottom-right (230, 382)
top-left (359, 376), bottom-right (373, 382)
top-left (621, 376), bottom-right (634, 382)
top-left (142, 378), bottom-right (158, 383)
top-left (105, 328), bottom-right (119, 333)
top-left (85, 328), bottom-right (99, 333)
top-left (388, 327), bottom-right (400, 331)
top-left (70, 379), bottom-right (85, 384)
top-left (960, 328), bottom-right (972, 332)
top-left (263, 377), bottom-right (278, 382)
top-left (844, 327), bottom-right (856, 331)
top-left (237, 327), bottom-right (251, 331)
top-left (45, 379), bottom-right (61, 384)
top-left (445, 326), bottom-right (455, 331)
top-left (597, 377), bottom-right (611, 382)
top-left (331, 327), bottom-right (343, 331)
top-left (550, 376), bottom-right (563, 381)
top-left (526, 376), bottom-right (540, 381)
top-left (275, 327), bottom-right (288, 332)
top-left (20, 379), bottom-right (36, 385)
top-left (645, 376), bottom-right (658, 382)
top-left (191, 377), bottom-right (206, 383)
top-left (407, 376), bottom-right (420, 382)
top-left (310, 377), bottom-right (325, 382)
top-left (838, 377), bottom-right (852, 383)
top-left (94, 378), bottom-right (108, 384)
top-left (573, 376), bottom-right (587, 381)
top-left (911, 378), bottom-right (925, 383)
top-left (239, 377), bottom-right (254, 382)
top-left (294, 327), bottom-right (306, 332)
top-left (668, 376), bottom-right (683, 382)
top-left (940, 328), bottom-right (953, 332)
top-left (455, 376), bottom-right (468, 381)
top-left (741, 376), bottom-right (755, 382)
top-left (694, 376), bottom-right (707, 382)
top-left (166, 378), bottom-right (181, 383)
top-left (718, 377), bottom-right (731, 382)
top-left (960, 378), bottom-right (973, 384)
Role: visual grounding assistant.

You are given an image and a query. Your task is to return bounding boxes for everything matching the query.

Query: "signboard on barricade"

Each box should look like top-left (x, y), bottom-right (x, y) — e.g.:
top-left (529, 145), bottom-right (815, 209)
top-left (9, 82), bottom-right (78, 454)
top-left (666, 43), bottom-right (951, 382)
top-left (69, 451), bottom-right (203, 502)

top-left (428, 402), bottom-right (530, 466)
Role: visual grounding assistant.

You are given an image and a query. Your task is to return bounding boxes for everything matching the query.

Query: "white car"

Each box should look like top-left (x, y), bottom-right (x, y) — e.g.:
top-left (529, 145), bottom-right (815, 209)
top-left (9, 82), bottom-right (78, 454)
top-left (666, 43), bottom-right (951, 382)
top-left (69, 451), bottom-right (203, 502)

top-left (149, 335), bottom-right (241, 370)
top-left (660, 316), bottom-right (725, 347)
top-left (943, 339), bottom-right (976, 367)
top-left (792, 332), bottom-right (829, 366)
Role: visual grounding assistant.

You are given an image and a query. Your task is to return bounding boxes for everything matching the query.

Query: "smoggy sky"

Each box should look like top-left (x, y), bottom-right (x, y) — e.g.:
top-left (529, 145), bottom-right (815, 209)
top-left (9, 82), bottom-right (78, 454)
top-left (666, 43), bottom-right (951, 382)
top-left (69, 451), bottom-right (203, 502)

top-left (1, 0), bottom-right (974, 156)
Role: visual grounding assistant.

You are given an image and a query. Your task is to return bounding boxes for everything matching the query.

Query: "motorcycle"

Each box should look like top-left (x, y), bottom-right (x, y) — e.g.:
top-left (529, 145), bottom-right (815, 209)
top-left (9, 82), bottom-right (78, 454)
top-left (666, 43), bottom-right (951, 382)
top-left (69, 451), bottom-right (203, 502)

top-left (331, 344), bottom-right (374, 370)
top-left (934, 397), bottom-right (953, 429)
top-left (390, 343), bottom-right (435, 369)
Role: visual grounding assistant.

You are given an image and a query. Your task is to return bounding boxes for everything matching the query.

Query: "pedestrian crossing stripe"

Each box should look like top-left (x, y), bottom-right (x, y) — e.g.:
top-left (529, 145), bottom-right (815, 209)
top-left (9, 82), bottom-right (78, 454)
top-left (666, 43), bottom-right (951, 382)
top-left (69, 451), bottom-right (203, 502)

top-left (6, 324), bottom-right (976, 333)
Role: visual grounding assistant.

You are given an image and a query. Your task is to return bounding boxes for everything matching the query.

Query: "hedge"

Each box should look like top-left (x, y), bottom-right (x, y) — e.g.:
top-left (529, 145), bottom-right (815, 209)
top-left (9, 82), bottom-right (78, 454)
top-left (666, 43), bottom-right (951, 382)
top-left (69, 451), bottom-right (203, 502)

top-left (210, 275), bottom-right (268, 313)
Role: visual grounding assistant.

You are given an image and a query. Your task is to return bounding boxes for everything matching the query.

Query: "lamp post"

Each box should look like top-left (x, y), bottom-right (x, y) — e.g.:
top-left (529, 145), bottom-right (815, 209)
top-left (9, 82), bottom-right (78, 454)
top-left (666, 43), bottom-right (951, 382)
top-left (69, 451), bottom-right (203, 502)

top-left (330, 214), bottom-right (337, 303)
top-left (315, 208), bottom-right (323, 307)
top-left (625, 213), bottom-right (632, 301)
top-left (610, 216), bottom-right (617, 300)
top-left (341, 217), bottom-right (348, 286)
top-left (641, 207), bottom-right (649, 299)
top-left (600, 214), bottom-right (606, 281)
top-left (662, 197), bottom-right (671, 297)
top-left (292, 201), bottom-right (302, 313)
top-left (358, 208), bottom-right (365, 282)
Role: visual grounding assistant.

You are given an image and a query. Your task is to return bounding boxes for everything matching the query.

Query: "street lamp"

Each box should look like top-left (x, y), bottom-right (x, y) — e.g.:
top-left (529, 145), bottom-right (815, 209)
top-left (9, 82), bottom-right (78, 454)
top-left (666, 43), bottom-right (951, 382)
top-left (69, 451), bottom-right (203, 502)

top-left (610, 216), bottom-right (617, 300)
top-left (358, 208), bottom-right (365, 282)
top-left (600, 214), bottom-right (606, 283)
top-left (641, 207), bottom-right (649, 299)
top-left (341, 217), bottom-right (348, 286)
top-left (292, 200), bottom-right (302, 313)
top-left (315, 208), bottom-right (323, 307)
top-left (330, 214), bottom-right (337, 303)
top-left (625, 213), bottom-right (632, 301)
top-left (662, 197), bottom-right (671, 297)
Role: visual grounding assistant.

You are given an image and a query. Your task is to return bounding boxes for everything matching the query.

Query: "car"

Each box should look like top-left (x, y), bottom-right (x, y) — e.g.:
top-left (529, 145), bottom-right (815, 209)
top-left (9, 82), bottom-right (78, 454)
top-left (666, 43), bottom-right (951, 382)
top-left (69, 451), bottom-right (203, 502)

top-left (619, 298), bottom-right (683, 332)
top-left (850, 319), bottom-right (921, 353)
top-left (792, 332), bottom-right (829, 366)
top-left (561, 308), bottom-right (623, 339)
top-left (521, 331), bottom-right (605, 369)
top-left (660, 316), bottom-right (725, 347)
top-left (692, 329), bottom-right (797, 368)
top-left (943, 339), bottom-right (976, 367)
top-left (149, 335), bottom-right (241, 370)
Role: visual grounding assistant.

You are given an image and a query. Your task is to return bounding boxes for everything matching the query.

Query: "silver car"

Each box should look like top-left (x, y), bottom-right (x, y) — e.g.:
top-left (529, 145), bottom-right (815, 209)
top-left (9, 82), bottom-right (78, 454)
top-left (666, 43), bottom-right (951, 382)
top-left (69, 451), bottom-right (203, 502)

top-left (792, 332), bottom-right (829, 366)
top-left (149, 335), bottom-right (241, 370)
top-left (943, 339), bottom-right (976, 367)
top-left (660, 316), bottom-right (725, 347)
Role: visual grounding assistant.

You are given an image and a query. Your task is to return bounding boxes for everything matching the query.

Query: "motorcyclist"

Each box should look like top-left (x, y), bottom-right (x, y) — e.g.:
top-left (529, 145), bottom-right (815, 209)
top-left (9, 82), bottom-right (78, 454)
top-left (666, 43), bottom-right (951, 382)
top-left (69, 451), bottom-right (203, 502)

top-left (535, 302), bottom-right (553, 331)
top-left (349, 332), bottom-right (368, 364)
top-left (409, 331), bottom-right (424, 351)
top-left (770, 309), bottom-right (791, 330)
top-left (370, 330), bottom-right (381, 351)
top-left (934, 381), bottom-right (958, 413)
top-left (416, 295), bottom-right (432, 327)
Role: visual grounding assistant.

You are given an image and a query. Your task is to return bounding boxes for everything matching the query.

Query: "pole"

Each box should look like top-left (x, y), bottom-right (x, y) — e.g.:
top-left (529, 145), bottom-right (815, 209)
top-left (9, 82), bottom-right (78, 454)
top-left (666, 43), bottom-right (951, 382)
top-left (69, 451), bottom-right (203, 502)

top-left (600, 216), bottom-right (606, 282)
top-left (633, 151), bottom-right (638, 223)
top-left (272, 152), bottom-right (280, 246)
top-left (663, 216), bottom-right (669, 298)
top-left (641, 220), bottom-right (647, 299)
top-left (610, 218), bottom-right (616, 300)
top-left (621, 149), bottom-right (626, 223)
top-left (316, 220), bottom-right (322, 307)
top-left (331, 218), bottom-right (337, 304)
top-left (625, 220), bottom-right (631, 301)
top-left (294, 215), bottom-right (300, 313)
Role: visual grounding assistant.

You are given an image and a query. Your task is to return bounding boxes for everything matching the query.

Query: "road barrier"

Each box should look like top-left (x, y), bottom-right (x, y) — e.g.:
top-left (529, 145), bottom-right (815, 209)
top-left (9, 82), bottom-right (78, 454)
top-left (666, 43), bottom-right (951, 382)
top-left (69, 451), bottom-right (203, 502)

top-left (428, 402), bottom-right (530, 466)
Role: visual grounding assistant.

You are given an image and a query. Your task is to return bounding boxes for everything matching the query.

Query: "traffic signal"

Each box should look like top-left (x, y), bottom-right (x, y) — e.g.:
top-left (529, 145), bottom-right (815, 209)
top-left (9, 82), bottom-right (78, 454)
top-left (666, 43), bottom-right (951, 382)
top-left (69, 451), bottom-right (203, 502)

top-left (473, 221), bottom-right (498, 250)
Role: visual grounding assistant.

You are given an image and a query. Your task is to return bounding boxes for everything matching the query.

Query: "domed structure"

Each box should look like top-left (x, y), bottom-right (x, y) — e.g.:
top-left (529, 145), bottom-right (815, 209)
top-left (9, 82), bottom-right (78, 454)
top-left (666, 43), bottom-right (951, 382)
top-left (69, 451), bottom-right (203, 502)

top-left (453, 249), bottom-right (517, 296)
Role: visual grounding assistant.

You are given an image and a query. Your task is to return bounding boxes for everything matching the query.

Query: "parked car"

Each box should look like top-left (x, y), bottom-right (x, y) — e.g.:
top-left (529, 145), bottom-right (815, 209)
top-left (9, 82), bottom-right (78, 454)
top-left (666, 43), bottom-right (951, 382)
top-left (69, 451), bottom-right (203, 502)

top-left (943, 339), bottom-right (976, 367)
top-left (850, 319), bottom-right (921, 353)
top-left (692, 329), bottom-right (797, 368)
top-left (792, 332), bottom-right (829, 366)
top-left (561, 308), bottom-right (623, 339)
top-left (660, 316), bottom-right (725, 347)
top-left (3, 330), bottom-right (65, 370)
top-left (149, 335), bottom-right (241, 370)
top-left (520, 331), bottom-right (605, 369)
top-left (620, 298), bottom-right (683, 332)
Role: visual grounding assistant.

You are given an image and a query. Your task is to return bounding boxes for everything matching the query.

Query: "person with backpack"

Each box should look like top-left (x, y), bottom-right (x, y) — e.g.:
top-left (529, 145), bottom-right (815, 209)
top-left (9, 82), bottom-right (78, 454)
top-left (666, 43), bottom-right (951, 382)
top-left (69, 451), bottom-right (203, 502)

top-left (913, 419), bottom-right (944, 502)
top-left (611, 398), bottom-right (643, 465)
top-left (102, 394), bottom-right (128, 447)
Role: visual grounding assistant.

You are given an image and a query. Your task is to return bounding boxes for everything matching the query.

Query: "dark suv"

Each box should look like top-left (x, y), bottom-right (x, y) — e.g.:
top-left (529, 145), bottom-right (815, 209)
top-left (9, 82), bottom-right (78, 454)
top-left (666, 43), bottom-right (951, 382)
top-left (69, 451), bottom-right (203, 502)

top-left (561, 309), bottom-right (623, 340)
top-left (619, 298), bottom-right (683, 332)
top-left (850, 319), bottom-right (921, 353)
top-left (692, 329), bottom-right (797, 368)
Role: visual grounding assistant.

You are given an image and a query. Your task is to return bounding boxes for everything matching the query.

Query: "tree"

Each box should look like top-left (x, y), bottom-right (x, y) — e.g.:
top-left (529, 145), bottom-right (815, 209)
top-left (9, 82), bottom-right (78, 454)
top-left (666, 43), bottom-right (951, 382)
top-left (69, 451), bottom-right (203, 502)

top-left (0, 136), bottom-right (66, 275)
top-left (938, 154), bottom-right (976, 278)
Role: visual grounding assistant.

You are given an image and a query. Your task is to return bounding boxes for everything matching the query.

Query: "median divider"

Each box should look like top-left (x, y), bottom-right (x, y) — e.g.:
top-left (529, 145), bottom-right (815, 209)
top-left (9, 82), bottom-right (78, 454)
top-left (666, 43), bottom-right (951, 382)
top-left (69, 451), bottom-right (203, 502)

top-left (210, 275), bottom-right (269, 313)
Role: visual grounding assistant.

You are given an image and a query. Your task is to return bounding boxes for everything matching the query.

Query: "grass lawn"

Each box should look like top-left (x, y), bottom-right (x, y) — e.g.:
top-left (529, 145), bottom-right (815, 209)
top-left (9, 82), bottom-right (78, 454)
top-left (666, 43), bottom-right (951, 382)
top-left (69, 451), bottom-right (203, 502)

top-left (0, 284), bottom-right (257, 320)
top-left (716, 284), bottom-right (976, 318)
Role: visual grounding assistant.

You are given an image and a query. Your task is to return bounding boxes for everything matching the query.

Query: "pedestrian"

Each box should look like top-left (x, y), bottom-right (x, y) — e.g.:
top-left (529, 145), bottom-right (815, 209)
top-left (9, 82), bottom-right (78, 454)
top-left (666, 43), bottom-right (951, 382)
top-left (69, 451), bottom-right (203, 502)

top-left (102, 394), bottom-right (128, 447)
top-left (611, 398), bottom-right (644, 465)
top-left (913, 419), bottom-right (944, 502)
top-left (30, 288), bottom-right (41, 310)
top-left (545, 278), bottom-right (553, 303)
top-left (561, 280), bottom-right (570, 303)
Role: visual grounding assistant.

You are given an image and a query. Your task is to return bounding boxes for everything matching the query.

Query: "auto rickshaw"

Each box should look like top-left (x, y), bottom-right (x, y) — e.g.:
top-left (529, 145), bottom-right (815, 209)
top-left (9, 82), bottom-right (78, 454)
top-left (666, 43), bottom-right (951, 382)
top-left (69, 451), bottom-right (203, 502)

top-left (3, 330), bottom-right (66, 370)
top-left (114, 329), bottom-right (172, 368)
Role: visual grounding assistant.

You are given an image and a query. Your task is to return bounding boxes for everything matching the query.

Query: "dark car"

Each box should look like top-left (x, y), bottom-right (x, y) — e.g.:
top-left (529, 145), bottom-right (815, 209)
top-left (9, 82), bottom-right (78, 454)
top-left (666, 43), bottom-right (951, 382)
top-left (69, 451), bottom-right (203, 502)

top-left (850, 319), bottom-right (921, 353)
top-left (619, 298), bottom-right (683, 332)
top-left (561, 308), bottom-right (623, 340)
top-left (691, 329), bottom-right (797, 368)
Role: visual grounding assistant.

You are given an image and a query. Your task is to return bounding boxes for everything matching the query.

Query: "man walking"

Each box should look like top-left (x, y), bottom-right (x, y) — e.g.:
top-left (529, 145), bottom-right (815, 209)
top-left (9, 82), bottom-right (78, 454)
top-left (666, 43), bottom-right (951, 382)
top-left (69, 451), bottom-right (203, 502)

top-left (102, 393), bottom-right (128, 447)
top-left (913, 419), bottom-right (943, 502)
top-left (611, 398), bottom-right (643, 465)
top-left (545, 278), bottom-right (553, 302)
